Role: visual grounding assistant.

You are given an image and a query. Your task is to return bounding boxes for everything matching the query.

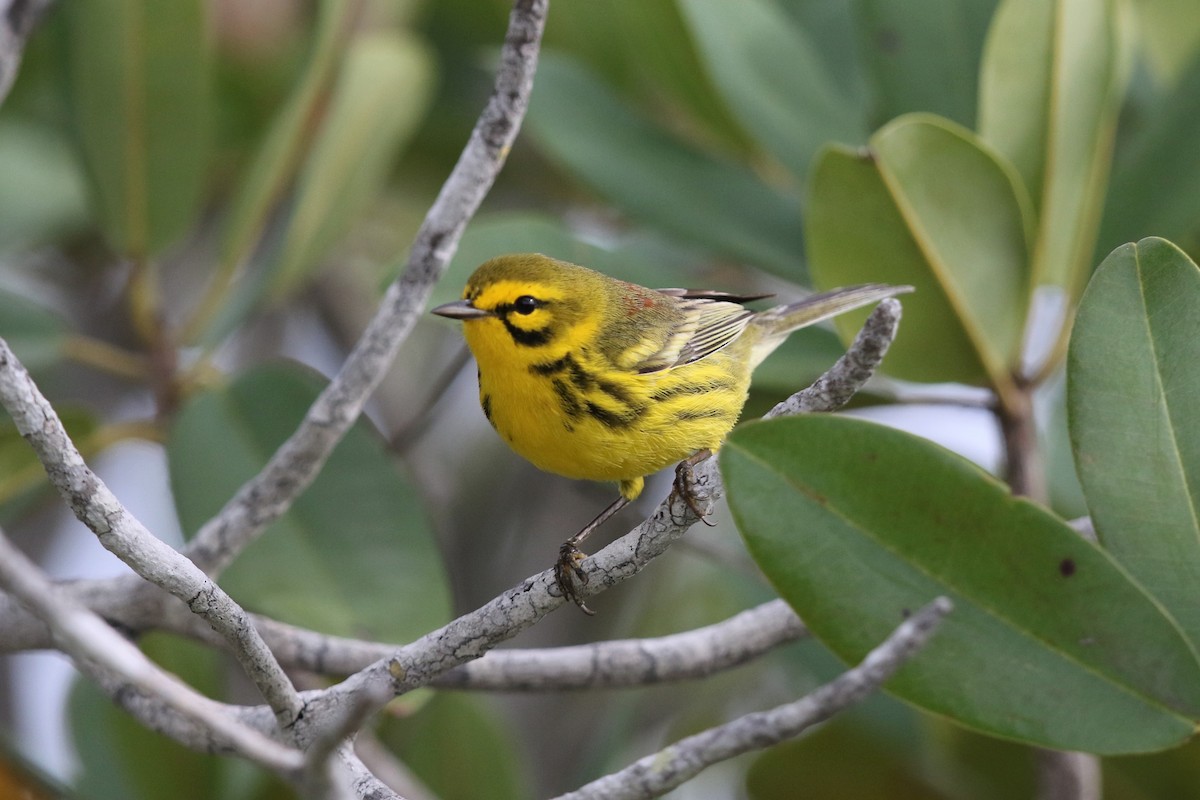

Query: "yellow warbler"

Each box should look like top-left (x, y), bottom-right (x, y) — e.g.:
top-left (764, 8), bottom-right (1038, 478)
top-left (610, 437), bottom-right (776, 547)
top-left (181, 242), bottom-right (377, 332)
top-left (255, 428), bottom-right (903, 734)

top-left (433, 253), bottom-right (907, 611)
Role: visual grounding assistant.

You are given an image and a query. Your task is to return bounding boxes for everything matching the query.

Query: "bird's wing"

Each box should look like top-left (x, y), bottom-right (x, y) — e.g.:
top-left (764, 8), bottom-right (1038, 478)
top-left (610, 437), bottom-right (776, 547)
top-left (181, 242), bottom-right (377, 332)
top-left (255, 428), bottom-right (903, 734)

top-left (630, 297), bottom-right (755, 374)
top-left (656, 288), bottom-right (774, 303)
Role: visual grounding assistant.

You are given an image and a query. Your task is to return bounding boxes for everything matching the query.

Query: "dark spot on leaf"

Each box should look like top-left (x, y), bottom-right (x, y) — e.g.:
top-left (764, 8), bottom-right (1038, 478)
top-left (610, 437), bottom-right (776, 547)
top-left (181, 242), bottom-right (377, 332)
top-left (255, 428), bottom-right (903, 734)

top-left (900, 608), bottom-right (911, 619)
top-left (1059, 558), bottom-right (1076, 577)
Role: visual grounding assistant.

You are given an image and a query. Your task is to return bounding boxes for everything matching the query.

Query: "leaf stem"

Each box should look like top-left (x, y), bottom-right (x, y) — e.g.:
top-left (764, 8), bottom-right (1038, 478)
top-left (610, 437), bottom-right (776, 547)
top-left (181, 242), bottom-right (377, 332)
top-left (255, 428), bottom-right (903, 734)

top-left (61, 335), bottom-right (149, 380)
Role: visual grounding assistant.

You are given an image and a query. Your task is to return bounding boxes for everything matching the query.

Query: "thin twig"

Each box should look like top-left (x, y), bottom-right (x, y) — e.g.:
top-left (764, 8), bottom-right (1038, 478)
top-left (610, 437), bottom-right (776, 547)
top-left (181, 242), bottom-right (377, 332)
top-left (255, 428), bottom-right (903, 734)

top-left (182, 0), bottom-right (549, 578)
top-left (0, 338), bottom-right (303, 731)
top-left (0, 526), bottom-right (303, 774)
top-left (434, 599), bottom-right (806, 690)
top-left (765, 297), bottom-right (902, 419)
top-left (551, 597), bottom-right (953, 800)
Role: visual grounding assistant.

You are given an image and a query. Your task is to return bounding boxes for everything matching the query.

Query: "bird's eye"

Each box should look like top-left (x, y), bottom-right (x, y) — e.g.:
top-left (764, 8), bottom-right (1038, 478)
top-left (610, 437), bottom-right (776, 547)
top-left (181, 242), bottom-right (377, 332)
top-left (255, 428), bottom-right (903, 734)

top-left (513, 295), bottom-right (539, 315)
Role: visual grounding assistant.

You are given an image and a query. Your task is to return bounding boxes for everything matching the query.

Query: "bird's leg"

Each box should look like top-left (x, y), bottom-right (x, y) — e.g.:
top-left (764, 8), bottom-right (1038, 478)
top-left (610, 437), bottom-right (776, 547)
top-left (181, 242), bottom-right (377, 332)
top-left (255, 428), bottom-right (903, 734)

top-left (556, 495), bottom-right (630, 615)
top-left (672, 449), bottom-right (715, 526)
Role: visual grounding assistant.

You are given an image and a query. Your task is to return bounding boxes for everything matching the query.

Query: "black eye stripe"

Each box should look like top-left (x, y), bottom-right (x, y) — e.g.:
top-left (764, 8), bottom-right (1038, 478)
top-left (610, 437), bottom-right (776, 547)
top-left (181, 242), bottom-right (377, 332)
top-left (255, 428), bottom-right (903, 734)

top-left (494, 298), bottom-right (548, 317)
top-left (502, 318), bottom-right (553, 347)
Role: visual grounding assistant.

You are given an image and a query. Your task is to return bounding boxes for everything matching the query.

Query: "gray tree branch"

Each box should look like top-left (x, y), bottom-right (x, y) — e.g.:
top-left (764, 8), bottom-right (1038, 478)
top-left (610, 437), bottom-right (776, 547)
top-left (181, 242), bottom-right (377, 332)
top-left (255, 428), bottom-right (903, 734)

top-left (0, 338), bottom-right (303, 732)
top-left (0, 525), bottom-right (302, 775)
top-left (552, 597), bottom-right (953, 800)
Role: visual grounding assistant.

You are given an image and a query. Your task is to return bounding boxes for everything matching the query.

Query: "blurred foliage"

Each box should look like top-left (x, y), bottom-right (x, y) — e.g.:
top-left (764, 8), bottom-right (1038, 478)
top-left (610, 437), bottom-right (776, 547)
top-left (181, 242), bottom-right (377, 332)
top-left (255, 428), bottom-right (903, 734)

top-left (1, 0), bottom-right (1199, 797)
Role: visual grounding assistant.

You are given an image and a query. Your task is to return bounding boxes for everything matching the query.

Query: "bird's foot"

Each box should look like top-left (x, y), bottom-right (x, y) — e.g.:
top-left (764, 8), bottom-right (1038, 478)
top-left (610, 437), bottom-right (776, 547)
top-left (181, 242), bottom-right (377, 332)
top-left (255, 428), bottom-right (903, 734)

top-left (672, 449), bottom-right (715, 526)
top-left (554, 539), bottom-right (594, 616)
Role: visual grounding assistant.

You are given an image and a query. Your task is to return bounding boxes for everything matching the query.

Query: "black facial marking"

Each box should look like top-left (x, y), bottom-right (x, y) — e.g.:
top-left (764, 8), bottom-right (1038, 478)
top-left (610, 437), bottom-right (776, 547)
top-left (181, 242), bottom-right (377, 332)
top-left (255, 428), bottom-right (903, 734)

top-left (501, 317), bottom-right (554, 347)
top-left (529, 354), bottom-right (572, 375)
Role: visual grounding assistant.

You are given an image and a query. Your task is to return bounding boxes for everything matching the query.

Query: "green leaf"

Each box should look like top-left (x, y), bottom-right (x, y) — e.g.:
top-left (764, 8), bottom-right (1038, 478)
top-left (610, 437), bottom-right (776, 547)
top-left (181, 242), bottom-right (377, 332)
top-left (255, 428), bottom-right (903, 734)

top-left (679, 0), bottom-right (867, 181)
top-left (377, 693), bottom-right (529, 800)
top-left (722, 414), bottom-right (1200, 753)
top-left (1069, 238), bottom-right (1200, 647)
top-left (978, 0), bottom-right (1128, 295)
top-left (747, 719), bottom-right (954, 799)
top-left (0, 120), bottom-right (89, 249)
top-left (1129, 0), bottom-right (1200, 81)
top-left (540, 0), bottom-right (752, 153)
top-left (63, 0), bottom-right (212, 257)
top-left (853, 0), bottom-right (998, 129)
top-left (1098, 48), bottom-right (1200, 260)
top-left (192, 0), bottom-right (354, 346)
top-left (168, 362), bottom-right (450, 642)
top-left (268, 31), bottom-right (435, 298)
top-left (807, 115), bottom-right (1031, 391)
top-left (527, 54), bottom-right (806, 280)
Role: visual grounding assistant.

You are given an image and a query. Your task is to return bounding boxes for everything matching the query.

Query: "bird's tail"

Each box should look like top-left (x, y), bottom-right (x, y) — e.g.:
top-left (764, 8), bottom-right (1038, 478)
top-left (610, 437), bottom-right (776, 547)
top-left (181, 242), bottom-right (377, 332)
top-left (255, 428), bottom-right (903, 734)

top-left (748, 283), bottom-right (912, 367)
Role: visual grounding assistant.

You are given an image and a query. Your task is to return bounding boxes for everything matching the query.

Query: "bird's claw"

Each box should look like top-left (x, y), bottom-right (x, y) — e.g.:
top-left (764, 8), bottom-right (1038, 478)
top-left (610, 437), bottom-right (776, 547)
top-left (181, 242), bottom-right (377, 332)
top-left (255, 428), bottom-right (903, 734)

top-left (672, 451), bottom-right (715, 526)
top-left (555, 541), bottom-right (595, 615)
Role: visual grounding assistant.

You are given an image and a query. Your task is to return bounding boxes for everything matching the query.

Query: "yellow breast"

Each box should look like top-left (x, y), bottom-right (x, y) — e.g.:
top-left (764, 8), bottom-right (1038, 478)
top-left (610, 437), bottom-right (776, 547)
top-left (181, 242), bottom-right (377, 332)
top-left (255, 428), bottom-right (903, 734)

top-left (465, 318), bottom-right (752, 490)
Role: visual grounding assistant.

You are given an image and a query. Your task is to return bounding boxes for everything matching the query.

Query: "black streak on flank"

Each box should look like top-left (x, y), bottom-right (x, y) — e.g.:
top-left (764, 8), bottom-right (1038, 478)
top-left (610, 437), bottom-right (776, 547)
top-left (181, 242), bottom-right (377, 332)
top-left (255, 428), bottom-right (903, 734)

top-left (1059, 558), bottom-right (1076, 578)
top-left (552, 379), bottom-right (583, 420)
top-left (674, 408), bottom-right (731, 422)
top-left (650, 380), bottom-right (734, 401)
top-left (481, 394), bottom-right (493, 422)
top-left (586, 401), bottom-right (639, 429)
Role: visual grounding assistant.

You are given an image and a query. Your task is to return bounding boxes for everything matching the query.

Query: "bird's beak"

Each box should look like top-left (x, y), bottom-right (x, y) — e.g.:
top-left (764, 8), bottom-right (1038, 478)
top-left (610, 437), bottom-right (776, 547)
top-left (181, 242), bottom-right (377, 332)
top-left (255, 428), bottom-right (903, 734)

top-left (431, 299), bottom-right (494, 320)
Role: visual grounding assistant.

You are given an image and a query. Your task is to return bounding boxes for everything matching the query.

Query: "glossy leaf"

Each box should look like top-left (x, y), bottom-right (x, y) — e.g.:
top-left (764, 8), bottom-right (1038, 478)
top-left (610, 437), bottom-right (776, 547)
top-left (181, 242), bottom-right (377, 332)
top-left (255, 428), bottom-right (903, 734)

top-left (723, 415), bottom-right (1200, 753)
top-left (541, 0), bottom-right (751, 152)
top-left (854, 0), bottom-right (998, 129)
top-left (168, 363), bottom-right (450, 641)
top-left (192, 0), bottom-right (353, 345)
top-left (527, 54), bottom-right (806, 280)
top-left (1069, 238), bottom-right (1200, 647)
top-left (268, 31), bottom-right (434, 297)
top-left (807, 115), bottom-right (1031, 391)
top-left (679, 0), bottom-right (866, 180)
top-left (978, 0), bottom-right (1128, 296)
top-left (63, 0), bottom-right (211, 257)
top-left (1098, 48), bottom-right (1200, 260)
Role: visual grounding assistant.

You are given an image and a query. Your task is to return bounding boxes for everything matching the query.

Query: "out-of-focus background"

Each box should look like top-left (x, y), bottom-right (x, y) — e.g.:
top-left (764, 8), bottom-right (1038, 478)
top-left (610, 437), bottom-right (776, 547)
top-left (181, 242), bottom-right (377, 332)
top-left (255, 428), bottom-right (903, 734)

top-left (2, 0), bottom-right (1199, 797)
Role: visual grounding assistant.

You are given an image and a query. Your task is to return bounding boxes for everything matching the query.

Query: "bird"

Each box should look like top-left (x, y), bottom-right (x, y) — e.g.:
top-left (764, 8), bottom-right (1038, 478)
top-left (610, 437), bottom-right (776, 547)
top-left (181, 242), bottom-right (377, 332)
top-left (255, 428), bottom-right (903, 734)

top-left (432, 253), bottom-right (908, 612)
